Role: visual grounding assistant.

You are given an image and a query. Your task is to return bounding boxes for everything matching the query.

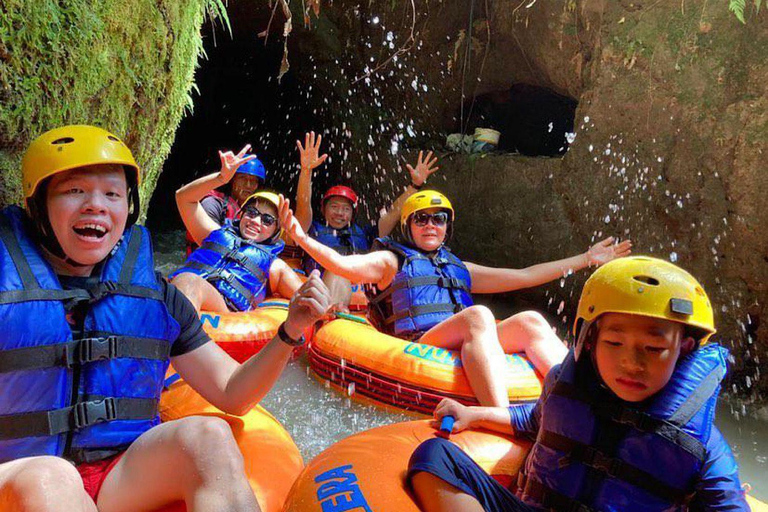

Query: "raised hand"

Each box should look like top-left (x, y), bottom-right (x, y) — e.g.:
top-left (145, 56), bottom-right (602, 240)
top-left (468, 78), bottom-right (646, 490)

top-left (278, 194), bottom-right (309, 245)
top-left (430, 398), bottom-right (476, 434)
top-left (218, 144), bottom-right (256, 183)
top-left (407, 150), bottom-right (440, 187)
top-left (586, 236), bottom-right (633, 266)
top-left (297, 131), bottom-right (328, 171)
top-left (284, 270), bottom-right (333, 339)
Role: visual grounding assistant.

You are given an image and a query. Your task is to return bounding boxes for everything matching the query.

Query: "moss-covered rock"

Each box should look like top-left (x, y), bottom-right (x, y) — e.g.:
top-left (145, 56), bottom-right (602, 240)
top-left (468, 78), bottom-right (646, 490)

top-left (0, 0), bottom-right (227, 220)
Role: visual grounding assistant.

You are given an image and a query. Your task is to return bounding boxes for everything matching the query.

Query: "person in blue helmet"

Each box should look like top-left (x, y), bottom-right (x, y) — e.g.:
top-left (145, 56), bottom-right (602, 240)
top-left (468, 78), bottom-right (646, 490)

top-left (172, 144), bottom-right (303, 313)
top-left (0, 125), bottom-right (334, 511)
top-left (406, 257), bottom-right (749, 512)
top-left (184, 150), bottom-right (266, 255)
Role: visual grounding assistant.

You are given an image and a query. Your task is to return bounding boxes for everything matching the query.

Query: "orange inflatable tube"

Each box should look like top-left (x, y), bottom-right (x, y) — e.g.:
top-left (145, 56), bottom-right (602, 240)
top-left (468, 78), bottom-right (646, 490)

top-left (156, 375), bottom-right (303, 512)
top-left (200, 299), bottom-right (310, 360)
top-left (283, 420), bottom-right (530, 511)
top-left (309, 315), bottom-right (543, 414)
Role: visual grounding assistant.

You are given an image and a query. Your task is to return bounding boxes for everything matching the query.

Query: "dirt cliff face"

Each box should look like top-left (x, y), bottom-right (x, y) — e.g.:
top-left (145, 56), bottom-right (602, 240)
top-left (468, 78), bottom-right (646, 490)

top-left (285, 0), bottom-right (767, 397)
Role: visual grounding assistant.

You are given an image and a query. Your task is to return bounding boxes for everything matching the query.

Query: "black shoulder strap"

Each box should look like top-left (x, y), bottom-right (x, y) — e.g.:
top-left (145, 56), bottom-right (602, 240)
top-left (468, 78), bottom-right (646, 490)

top-left (118, 226), bottom-right (143, 284)
top-left (668, 363), bottom-right (725, 426)
top-left (0, 214), bottom-right (40, 291)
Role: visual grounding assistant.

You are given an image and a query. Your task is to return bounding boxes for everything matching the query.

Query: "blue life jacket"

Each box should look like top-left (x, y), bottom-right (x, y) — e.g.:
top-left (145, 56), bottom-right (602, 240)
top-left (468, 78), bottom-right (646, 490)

top-left (173, 222), bottom-right (284, 312)
top-left (366, 237), bottom-right (473, 340)
top-left (303, 220), bottom-right (371, 274)
top-left (517, 344), bottom-right (729, 511)
top-left (0, 206), bottom-right (180, 464)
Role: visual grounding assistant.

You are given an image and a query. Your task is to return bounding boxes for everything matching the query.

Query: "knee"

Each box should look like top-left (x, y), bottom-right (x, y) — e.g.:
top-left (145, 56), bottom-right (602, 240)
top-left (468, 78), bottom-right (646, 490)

top-left (463, 305), bottom-right (496, 330)
top-left (6, 457), bottom-right (86, 509)
top-left (510, 310), bottom-right (551, 333)
top-left (170, 272), bottom-right (198, 290)
top-left (174, 416), bottom-right (244, 474)
top-left (408, 438), bottom-right (458, 471)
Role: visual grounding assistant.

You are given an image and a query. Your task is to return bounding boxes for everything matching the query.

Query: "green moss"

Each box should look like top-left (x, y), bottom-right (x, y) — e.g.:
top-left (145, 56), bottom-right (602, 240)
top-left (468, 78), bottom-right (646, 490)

top-left (0, 0), bottom-right (228, 221)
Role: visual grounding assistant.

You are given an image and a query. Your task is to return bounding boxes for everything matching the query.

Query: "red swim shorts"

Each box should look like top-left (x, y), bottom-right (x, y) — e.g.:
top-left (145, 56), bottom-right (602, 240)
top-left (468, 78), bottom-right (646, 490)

top-left (76, 453), bottom-right (124, 502)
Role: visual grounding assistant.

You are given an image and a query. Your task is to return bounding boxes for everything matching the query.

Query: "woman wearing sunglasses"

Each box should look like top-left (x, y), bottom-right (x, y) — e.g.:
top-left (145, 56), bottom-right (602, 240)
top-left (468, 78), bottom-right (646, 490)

top-left (279, 190), bottom-right (630, 406)
top-left (172, 145), bottom-right (303, 313)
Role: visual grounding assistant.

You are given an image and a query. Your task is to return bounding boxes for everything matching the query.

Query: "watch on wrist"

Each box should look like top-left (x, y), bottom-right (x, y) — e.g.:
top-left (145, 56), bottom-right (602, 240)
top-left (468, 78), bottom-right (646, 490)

top-left (410, 181), bottom-right (424, 190)
top-left (277, 322), bottom-right (306, 347)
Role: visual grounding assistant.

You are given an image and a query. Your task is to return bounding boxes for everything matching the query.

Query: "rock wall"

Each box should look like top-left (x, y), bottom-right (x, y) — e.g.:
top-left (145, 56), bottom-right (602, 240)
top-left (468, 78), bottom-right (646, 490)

top-left (287, 0), bottom-right (767, 397)
top-left (0, 0), bottom-right (227, 219)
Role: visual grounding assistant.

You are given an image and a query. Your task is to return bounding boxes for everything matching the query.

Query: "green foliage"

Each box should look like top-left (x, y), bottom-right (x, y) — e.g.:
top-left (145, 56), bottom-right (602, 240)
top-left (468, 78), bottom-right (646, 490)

top-left (0, 0), bottom-right (229, 220)
top-left (729, 0), bottom-right (763, 23)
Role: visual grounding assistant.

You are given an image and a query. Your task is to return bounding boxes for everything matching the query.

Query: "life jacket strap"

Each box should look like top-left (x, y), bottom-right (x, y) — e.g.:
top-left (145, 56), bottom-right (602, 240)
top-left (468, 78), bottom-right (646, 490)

top-left (0, 397), bottom-right (158, 440)
top-left (0, 335), bottom-right (171, 373)
top-left (517, 473), bottom-right (597, 512)
top-left (539, 430), bottom-right (692, 504)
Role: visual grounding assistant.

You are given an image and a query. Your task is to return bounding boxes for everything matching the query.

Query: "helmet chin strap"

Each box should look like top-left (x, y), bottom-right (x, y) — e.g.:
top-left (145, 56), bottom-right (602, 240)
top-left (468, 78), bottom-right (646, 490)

top-left (28, 199), bottom-right (91, 268)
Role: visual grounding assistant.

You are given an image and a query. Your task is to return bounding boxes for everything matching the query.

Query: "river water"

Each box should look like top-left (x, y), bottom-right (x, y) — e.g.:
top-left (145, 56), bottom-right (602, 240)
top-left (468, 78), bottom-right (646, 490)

top-left (153, 229), bottom-right (768, 501)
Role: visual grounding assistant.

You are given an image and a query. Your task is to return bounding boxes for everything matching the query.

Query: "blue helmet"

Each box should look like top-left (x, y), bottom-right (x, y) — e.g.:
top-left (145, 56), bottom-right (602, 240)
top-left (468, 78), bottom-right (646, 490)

top-left (237, 156), bottom-right (266, 182)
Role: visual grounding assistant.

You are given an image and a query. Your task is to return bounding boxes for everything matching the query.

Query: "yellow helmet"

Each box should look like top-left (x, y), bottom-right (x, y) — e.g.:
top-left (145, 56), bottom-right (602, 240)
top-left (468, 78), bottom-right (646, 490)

top-left (242, 190), bottom-right (279, 210)
top-left (241, 190), bottom-right (282, 241)
top-left (21, 125), bottom-right (140, 205)
top-left (400, 190), bottom-right (454, 232)
top-left (573, 256), bottom-right (715, 360)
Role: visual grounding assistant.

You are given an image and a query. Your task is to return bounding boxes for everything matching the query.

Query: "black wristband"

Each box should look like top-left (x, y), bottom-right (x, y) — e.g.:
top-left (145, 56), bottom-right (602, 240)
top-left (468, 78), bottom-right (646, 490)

top-left (410, 181), bottom-right (424, 190)
top-left (277, 322), bottom-right (306, 347)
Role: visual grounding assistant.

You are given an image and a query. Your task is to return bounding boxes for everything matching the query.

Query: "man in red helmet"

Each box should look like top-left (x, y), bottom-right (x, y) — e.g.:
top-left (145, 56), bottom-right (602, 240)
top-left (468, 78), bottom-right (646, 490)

top-left (293, 132), bottom-right (439, 281)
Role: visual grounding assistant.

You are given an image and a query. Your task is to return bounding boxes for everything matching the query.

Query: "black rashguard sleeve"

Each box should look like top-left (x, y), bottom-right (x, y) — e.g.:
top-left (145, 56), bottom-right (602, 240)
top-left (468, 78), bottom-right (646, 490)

top-left (200, 195), bottom-right (226, 226)
top-left (163, 279), bottom-right (211, 356)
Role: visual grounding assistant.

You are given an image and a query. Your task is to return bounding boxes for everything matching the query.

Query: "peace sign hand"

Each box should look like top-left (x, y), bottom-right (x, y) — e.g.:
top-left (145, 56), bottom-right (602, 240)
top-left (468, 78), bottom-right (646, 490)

top-left (407, 150), bottom-right (440, 187)
top-left (218, 144), bottom-right (256, 183)
top-left (297, 131), bottom-right (328, 171)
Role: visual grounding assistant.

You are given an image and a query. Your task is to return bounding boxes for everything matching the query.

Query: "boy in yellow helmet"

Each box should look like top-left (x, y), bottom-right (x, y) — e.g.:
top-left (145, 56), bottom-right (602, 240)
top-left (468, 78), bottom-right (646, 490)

top-left (407, 256), bottom-right (748, 511)
top-left (278, 188), bottom-right (630, 407)
top-left (0, 125), bottom-right (333, 511)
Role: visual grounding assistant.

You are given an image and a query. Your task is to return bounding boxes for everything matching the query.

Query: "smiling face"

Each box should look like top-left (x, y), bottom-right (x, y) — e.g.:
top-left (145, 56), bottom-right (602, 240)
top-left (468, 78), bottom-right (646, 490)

top-left (239, 198), bottom-right (278, 242)
top-left (409, 207), bottom-right (449, 252)
top-left (323, 196), bottom-right (354, 229)
top-left (593, 313), bottom-right (693, 402)
top-left (231, 173), bottom-right (261, 205)
top-left (44, 164), bottom-right (129, 269)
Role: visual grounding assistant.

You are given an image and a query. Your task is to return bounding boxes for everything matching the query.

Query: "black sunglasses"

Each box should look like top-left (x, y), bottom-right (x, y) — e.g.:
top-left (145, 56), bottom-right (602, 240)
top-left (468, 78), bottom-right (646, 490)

top-left (412, 211), bottom-right (449, 227)
top-left (242, 206), bottom-right (277, 227)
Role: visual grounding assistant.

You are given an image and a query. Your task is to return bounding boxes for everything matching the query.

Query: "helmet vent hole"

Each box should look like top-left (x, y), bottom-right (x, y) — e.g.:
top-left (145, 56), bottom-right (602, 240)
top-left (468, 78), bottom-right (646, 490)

top-left (107, 135), bottom-right (120, 142)
top-left (51, 137), bottom-right (74, 145)
top-left (633, 275), bottom-right (660, 286)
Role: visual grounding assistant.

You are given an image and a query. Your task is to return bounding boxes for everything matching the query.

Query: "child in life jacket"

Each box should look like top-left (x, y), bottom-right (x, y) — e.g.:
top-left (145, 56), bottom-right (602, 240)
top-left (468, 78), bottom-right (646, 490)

top-left (408, 256), bottom-right (748, 512)
top-left (278, 190), bottom-right (630, 406)
top-left (0, 125), bottom-right (334, 511)
top-left (172, 145), bottom-right (303, 313)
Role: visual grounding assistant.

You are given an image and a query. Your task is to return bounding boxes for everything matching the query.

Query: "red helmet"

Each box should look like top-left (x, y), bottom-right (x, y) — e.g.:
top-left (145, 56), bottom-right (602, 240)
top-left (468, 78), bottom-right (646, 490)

top-left (322, 185), bottom-right (358, 209)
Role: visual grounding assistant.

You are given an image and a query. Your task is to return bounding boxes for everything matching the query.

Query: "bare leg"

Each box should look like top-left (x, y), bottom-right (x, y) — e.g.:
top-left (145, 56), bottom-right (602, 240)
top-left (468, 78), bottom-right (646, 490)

top-left (97, 416), bottom-right (259, 512)
top-left (410, 472), bottom-right (485, 512)
top-left (171, 273), bottom-right (230, 314)
top-left (496, 310), bottom-right (567, 375)
top-left (419, 306), bottom-right (509, 407)
top-left (0, 456), bottom-right (97, 512)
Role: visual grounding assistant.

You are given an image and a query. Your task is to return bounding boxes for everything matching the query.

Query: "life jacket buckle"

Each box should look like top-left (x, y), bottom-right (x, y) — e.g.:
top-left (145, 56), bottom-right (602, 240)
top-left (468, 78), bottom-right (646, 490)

top-left (73, 398), bottom-right (117, 429)
top-left (78, 336), bottom-right (118, 364)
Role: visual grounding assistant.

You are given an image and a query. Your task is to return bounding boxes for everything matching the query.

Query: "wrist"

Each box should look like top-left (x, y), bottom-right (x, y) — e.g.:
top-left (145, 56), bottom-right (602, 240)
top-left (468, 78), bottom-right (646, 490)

top-left (410, 181), bottom-right (424, 190)
top-left (583, 251), bottom-right (593, 268)
top-left (279, 321), bottom-right (305, 345)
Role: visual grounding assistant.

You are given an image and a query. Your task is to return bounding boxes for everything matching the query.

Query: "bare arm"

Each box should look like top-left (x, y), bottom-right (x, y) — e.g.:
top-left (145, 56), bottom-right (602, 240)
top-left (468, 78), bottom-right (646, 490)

top-left (294, 132), bottom-right (328, 231)
top-left (177, 145), bottom-right (255, 246)
top-left (279, 194), bottom-right (398, 287)
top-left (378, 150), bottom-right (440, 237)
top-left (432, 398), bottom-right (515, 435)
top-left (172, 271), bottom-right (332, 415)
top-left (466, 237), bottom-right (632, 294)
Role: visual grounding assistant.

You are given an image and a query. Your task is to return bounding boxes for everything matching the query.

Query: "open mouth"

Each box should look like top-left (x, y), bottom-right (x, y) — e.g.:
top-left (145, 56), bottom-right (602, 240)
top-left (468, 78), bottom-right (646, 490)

top-left (72, 222), bottom-right (109, 241)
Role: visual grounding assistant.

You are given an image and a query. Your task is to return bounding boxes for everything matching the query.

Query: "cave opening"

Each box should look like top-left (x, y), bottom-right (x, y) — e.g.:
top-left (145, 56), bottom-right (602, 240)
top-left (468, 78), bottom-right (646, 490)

top-left (460, 83), bottom-right (578, 157)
